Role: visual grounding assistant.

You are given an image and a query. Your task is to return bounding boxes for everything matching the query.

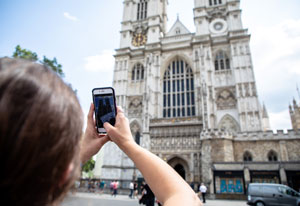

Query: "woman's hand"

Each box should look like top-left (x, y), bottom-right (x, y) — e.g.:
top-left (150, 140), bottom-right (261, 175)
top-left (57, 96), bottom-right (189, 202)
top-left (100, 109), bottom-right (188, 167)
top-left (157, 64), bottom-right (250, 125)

top-left (80, 103), bottom-right (110, 164)
top-left (103, 106), bottom-right (135, 149)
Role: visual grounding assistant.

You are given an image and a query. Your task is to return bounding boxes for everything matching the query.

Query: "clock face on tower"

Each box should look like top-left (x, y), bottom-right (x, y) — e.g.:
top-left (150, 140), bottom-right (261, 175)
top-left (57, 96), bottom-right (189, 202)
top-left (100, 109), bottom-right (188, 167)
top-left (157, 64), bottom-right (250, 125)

top-left (132, 29), bottom-right (147, 47)
top-left (131, 26), bottom-right (147, 47)
top-left (209, 19), bottom-right (228, 34)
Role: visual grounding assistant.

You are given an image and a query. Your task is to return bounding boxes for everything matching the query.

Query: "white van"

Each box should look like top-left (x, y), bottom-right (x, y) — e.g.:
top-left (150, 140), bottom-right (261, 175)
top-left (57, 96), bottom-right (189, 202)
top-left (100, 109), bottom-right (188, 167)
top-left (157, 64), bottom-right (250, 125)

top-left (247, 183), bottom-right (300, 206)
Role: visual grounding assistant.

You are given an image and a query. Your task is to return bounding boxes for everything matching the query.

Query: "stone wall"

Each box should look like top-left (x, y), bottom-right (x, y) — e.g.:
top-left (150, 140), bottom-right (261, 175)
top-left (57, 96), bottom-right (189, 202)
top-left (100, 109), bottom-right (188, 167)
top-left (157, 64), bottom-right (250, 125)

top-left (286, 140), bottom-right (300, 161)
top-left (233, 141), bottom-right (281, 162)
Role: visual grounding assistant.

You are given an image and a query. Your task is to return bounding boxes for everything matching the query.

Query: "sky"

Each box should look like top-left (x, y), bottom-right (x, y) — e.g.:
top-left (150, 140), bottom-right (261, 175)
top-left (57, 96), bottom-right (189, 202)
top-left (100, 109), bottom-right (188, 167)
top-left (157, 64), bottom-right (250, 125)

top-left (1, 0), bottom-right (300, 131)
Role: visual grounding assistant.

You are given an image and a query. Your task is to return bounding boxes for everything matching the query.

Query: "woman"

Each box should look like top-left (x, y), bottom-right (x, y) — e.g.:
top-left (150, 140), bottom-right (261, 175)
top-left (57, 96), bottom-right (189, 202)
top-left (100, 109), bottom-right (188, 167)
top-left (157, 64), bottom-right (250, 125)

top-left (0, 57), bottom-right (201, 206)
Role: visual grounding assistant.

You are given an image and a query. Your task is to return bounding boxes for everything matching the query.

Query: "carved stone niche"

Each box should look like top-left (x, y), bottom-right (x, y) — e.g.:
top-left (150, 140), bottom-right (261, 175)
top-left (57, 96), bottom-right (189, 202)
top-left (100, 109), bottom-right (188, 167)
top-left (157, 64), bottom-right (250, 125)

top-left (216, 87), bottom-right (237, 110)
top-left (207, 8), bottom-right (227, 20)
top-left (128, 96), bottom-right (143, 116)
top-left (218, 114), bottom-right (240, 133)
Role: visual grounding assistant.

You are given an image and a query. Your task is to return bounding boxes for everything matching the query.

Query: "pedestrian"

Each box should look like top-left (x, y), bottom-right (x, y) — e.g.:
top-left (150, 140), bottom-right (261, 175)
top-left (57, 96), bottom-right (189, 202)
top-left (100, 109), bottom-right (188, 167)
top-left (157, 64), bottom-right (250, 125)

top-left (134, 181), bottom-right (138, 199)
top-left (0, 58), bottom-right (202, 206)
top-left (199, 183), bottom-right (207, 203)
top-left (140, 183), bottom-right (155, 206)
top-left (110, 181), bottom-right (114, 195)
top-left (88, 180), bottom-right (91, 192)
top-left (129, 181), bottom-right (134, 198)
top-left (112, 180), bottom-right (118, 197)
top-left (99, 180), bottom-right (105, 193)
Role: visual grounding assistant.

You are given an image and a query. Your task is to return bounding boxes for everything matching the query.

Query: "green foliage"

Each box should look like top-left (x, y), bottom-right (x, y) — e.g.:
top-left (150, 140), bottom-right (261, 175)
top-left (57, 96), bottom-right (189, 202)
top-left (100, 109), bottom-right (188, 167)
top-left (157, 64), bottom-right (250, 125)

top-left (82, 159), bottom-right (95, 173)
top-left (42, 56), bottom-right (64, 77)
top-left (13, 45), bottom-right (38, 61)
top-left (12, 45), bottom-right (64, 77)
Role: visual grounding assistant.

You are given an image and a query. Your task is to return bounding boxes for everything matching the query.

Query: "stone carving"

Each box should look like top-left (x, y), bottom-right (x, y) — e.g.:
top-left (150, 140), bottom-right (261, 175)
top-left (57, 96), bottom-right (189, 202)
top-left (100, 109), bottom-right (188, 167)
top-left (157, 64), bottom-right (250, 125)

top-left (128, 97), bottom-right (143, 117)
top-left (150, 124), bottom-right (202, 152)
top-left (207, 7), bottom-right (227, 20)
top-left (218, 114), bottom-right (240, 133)
top-left (216, 88), bottom-right (237, 110)
top-left (130, 121), bottom-right (140, 134)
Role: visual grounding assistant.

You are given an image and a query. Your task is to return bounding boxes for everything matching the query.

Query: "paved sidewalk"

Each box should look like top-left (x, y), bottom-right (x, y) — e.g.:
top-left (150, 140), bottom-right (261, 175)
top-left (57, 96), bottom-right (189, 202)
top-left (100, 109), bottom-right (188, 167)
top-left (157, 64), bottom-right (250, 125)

top-left (63, 192), bottom-right (247, 206)
top-left (70, 192), bottom-right (140, 201)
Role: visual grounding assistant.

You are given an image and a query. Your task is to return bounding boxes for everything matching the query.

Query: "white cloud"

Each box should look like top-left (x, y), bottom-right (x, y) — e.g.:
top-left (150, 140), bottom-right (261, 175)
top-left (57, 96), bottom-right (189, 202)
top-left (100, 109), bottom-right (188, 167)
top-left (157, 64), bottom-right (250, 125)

top-left (269, 109), bottom-right (292, 131)
top-left (84, 50), bottom-right (115, 72)
top-left (63, 12), bottom-right (78, 22)
top-left (252, 19), bottom-right (300, 96)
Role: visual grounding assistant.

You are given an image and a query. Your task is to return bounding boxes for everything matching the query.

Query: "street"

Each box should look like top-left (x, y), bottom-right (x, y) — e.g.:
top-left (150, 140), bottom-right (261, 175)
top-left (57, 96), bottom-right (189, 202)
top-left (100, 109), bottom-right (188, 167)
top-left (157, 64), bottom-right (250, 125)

top-left (62, 193), bottom-right (247, 206)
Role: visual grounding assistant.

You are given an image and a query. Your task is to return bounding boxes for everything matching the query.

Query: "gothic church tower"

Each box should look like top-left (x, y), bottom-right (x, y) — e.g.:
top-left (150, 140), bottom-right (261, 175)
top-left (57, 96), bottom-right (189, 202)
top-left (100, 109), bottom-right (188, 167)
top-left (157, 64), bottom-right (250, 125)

top-left (98, 0), bottom-right (269, 186)
top-left (193, 0), bottom-right (264, 132)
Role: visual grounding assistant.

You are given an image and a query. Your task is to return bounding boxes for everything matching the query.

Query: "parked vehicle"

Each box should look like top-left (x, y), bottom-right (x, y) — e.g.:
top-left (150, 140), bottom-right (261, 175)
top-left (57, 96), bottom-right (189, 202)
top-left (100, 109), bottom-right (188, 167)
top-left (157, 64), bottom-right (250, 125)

top-left (247, 183), bottom-right (300, 206)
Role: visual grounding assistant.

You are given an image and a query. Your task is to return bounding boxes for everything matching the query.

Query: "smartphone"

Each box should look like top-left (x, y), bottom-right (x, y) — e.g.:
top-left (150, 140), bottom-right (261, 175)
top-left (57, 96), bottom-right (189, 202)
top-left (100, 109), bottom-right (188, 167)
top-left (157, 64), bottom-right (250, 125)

top-left (92, 87), bottom-right (117, 133)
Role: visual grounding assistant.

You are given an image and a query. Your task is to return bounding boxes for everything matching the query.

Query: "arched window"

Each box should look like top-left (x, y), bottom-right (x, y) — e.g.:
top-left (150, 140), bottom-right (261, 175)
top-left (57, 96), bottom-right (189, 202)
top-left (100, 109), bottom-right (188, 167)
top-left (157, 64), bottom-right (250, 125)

top-left (132, 63), bottom-right (144, 81)
top-left (209, 0), bottom-right (222, 6)
top-left (268, 150), bottom-right (278, 162)
top-left (137, 0), bottom-right (148, 20)
top-left (163, 58), bottom-right (195, 118)
top-left (243, 151), bottom-right (253, 162)
top-left (135, 131), bottom-right (140, 145)
top-left (215, 51), bottom-right (230, 71)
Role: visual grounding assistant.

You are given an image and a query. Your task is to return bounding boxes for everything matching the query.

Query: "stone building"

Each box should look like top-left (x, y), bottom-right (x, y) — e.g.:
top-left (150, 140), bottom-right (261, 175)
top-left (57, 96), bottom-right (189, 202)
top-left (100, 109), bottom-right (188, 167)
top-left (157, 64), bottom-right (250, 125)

top-left (290, 99), bottom-right (300, 131)
top-left (96, 0), bottom-right (300, 198)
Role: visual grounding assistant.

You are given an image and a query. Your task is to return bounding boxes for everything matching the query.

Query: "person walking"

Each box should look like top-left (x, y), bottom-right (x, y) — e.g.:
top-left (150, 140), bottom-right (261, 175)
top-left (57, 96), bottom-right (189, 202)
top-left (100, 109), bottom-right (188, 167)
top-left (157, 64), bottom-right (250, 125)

top-left (199, 183), bottom-right (207, 203)
top-left (134, 182), bottom-right (138, 199)
top-left (129, 181), bottom-right (134, 198)
top-left (112, 180), bottom-right (118, 197)
top-left (99, 180), bottom-right (105, 194)
top-left (139, 183), bottom-right (155, 206)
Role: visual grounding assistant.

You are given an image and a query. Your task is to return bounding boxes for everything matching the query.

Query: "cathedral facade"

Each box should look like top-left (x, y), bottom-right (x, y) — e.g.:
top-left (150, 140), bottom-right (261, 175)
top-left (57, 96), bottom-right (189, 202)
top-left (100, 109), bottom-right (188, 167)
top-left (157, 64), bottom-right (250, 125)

top-left (97, 0), bottom-right (300, 198)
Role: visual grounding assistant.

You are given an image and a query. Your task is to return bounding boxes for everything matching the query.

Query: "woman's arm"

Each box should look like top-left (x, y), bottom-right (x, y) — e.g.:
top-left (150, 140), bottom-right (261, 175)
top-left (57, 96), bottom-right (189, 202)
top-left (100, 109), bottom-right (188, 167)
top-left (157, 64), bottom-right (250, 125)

top-left (104, 107), bottom-right (202, 206)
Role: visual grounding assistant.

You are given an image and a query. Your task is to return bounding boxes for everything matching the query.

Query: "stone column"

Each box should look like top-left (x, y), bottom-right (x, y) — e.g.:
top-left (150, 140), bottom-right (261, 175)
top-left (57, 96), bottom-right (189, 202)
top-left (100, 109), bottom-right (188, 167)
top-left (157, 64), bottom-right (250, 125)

top-left (209, 168), bottom-right (214, 194)
top-left (201, 140), bottom-right (212, 192)
top-left (279, 141), bottom-right (289, 161)
top-left (279, 167), bottom-right (287, 185)
top-left (190, 153), bottom-right (195, 183)
top-left (244, 167), bottom-right (251, 190)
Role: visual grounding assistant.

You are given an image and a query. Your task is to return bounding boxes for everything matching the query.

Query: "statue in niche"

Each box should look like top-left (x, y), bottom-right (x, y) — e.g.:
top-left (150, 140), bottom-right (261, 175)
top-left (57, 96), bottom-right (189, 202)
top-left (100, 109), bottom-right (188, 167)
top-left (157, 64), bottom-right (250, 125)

top-left (130, 121), bottom-right (142, 145)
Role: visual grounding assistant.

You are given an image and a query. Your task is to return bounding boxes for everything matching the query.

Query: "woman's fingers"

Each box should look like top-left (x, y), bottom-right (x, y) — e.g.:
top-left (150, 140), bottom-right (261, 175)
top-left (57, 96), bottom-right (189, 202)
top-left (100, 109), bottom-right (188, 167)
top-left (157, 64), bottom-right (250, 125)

top-left (116, 106), bottom-right (124, 113)
top-left (104, 122), bottom-right (114, 134)
top-left (88, 103), bottom-right (96, 127)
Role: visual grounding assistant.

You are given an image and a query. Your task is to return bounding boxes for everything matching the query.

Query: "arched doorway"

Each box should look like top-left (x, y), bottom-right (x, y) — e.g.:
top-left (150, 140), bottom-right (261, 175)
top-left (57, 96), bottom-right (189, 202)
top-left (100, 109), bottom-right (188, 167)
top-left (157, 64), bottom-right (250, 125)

top-left (167, 156), bottom-right (189, 181)
top-left (174, 164), bottom-right (186, 180)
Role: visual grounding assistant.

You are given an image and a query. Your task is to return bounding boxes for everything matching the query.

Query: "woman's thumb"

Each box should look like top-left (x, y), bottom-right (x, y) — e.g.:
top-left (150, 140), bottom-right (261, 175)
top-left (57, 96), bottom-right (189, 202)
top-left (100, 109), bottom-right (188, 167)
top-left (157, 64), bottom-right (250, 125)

top-left (104, 122), bottom-right (114, 134)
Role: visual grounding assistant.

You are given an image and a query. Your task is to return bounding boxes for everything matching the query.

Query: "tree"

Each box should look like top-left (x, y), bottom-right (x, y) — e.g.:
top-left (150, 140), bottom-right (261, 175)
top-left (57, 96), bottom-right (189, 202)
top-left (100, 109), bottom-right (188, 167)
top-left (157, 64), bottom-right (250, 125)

top-left (82, 159), bottom-right (95, 173)
top-left (12, 45), bottom-right (64, 77)
top-left (13, 45), bottom-right (38, 62)
top-left (42, 56), bottom-right (64, 77)
top-left (82, 158), bottom-right (95, 179)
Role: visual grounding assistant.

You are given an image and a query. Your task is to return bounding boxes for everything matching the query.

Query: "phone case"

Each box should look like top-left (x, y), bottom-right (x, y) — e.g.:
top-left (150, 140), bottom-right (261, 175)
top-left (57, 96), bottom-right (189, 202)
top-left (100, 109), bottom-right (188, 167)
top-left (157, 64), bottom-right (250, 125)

top-left (92, 87), bottom-right (117, 133)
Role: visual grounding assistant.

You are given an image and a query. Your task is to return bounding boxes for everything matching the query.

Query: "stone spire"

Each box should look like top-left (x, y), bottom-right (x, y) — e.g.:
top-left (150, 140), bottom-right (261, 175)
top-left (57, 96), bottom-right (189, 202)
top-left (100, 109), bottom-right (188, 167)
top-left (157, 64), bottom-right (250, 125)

top-left (262, 102), bottom-right (271, 131)
top-left (262, 103), bottom-right (269, 118)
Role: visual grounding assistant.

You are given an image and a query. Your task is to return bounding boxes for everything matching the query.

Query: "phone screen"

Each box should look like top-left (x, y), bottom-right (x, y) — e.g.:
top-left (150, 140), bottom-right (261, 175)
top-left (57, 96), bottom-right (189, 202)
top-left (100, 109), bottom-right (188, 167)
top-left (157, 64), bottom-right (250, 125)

top-left (94, 93), bottom-right (116, 130)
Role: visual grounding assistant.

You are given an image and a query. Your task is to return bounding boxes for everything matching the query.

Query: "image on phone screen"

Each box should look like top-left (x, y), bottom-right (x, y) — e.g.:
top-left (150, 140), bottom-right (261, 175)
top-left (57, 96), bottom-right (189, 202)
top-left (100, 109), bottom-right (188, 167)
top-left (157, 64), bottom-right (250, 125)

top-left (94, 94), bottom-right (116, 129)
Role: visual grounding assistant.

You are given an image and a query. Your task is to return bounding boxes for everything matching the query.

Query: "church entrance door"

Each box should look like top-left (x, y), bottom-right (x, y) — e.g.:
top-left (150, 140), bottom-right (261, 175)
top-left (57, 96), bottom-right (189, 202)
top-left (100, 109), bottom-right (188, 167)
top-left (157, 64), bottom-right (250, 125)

top-left (174, 164), bottom-right (186, 180)
top-left (167, 156), bottom-right (189, 181)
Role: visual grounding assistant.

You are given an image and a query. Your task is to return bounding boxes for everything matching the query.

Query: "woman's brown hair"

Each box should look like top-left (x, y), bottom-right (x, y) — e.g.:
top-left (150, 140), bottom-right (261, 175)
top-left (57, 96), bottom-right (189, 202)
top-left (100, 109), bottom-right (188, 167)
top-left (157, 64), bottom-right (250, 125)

top-left (0, 58), bottom-right (83, 205)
